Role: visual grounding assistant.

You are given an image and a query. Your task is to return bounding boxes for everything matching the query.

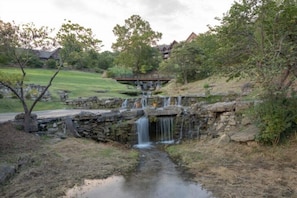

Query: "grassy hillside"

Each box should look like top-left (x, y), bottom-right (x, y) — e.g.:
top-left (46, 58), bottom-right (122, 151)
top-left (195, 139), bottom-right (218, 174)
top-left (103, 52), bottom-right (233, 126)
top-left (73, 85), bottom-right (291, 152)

top-left (0, 68), bottom-right (137, 113)
top-left (160, 76), bottom-right (257, 98)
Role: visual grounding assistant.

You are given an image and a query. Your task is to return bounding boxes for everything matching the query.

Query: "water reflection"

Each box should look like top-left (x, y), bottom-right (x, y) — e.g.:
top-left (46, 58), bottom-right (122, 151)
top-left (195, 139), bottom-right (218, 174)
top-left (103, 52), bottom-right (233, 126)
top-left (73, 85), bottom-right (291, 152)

top-left (65, 147), bottom-right (213, 198)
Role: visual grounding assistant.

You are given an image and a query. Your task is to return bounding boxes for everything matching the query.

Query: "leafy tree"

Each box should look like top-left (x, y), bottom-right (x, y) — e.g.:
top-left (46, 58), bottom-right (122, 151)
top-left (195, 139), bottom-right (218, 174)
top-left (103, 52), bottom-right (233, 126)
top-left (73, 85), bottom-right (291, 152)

top-left (159, 41), bottom-right (204, 84)
top-left (0, 21), bottom-right (12, 64)
top-left (194, 32), bottom-right (220, 76)
top-left (56, 20), bottom-right (102, 69)
top-left (0, 20), bottom-right (61, 132)
top-left (112, 15), bottom-right (162, 75)
top-left (215, 0), bottom-right (297, 92)
top-left (214, 0), bottom-right (297, 144)
top-left (97, 51), bottom-right (117, 70)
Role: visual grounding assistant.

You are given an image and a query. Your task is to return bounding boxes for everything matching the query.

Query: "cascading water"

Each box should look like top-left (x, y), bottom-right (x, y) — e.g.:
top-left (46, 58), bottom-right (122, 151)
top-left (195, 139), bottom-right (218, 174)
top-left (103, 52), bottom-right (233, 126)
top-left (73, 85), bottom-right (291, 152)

top-left (177, 95), bottom-right (182, 106)
top-left (178, 116), bottom-right (184, 142)
top-left (163, 97), bottom-right (171, 107)
top-left (156, 116), bottom-right (174, 144)
top-left (121, 99), bottom-right (128, 109)
top-left (141, 96), bottom-right (148, 108)
top-left (135, 116), bottom-right (150, 148)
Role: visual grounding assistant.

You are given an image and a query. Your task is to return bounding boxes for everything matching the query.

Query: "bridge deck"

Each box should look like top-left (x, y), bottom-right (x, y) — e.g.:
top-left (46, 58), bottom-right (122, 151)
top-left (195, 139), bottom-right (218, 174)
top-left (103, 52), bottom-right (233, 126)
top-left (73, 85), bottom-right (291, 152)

top-left (114, 74), bottom-right (173, 82)
top-left (114, 77), bottom-right (172, 82)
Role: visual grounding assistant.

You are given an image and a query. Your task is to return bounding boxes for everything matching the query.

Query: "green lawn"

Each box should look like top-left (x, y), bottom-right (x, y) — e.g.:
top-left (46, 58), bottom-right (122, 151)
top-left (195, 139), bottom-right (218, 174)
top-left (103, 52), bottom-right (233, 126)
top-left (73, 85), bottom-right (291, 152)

top-left (0, 68), bottom-right (137, 113)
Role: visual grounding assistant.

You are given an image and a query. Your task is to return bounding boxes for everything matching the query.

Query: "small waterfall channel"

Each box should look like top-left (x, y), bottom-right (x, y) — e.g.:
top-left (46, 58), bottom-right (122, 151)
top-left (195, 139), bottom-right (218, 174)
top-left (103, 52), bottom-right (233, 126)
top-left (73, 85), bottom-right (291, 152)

top-left (65, 147), bottom-right (213, 198)
top-left (136, 116), bottom-right (150, 148)
top-left (64, 96), bottom-right (214, 198)
top-left (135, 116), bottom-right (175, 148)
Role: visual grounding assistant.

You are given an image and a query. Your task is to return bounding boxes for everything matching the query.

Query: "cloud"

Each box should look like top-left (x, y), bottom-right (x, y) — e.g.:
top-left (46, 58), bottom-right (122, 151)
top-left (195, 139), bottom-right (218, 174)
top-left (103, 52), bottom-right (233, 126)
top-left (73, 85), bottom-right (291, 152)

top-left (140, 0), bottom-right (188, 17)
top-left (0, 0), bottom-right (235, 50)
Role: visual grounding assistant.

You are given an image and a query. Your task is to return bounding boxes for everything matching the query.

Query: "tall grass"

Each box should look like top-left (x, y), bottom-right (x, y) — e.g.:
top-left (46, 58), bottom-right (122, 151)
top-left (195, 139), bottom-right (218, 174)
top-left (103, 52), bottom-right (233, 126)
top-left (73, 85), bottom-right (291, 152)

top-left (0, 68), bottom-right (136, 113)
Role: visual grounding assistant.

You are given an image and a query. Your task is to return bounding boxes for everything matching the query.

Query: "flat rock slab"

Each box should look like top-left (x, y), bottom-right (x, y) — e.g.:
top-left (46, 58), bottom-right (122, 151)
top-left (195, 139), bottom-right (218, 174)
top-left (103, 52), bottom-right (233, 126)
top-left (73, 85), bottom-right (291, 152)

top-left (231, 125), bottom-right (259, 142)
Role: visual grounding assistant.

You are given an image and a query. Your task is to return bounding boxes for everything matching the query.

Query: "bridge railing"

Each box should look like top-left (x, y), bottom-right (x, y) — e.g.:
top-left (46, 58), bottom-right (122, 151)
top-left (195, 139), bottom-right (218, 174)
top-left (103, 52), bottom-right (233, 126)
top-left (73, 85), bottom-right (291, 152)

top-left (114, 74), bottom-right (174, 81)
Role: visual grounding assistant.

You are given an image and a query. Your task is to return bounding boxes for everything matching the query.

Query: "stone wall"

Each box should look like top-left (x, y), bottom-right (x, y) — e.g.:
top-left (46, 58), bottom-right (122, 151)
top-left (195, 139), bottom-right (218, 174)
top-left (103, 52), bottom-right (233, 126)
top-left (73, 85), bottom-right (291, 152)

top-left (35, 109), bottom-right (144, 146)
top-left (31, 100), bottom-right (258, 146)
top-left (184, 100), bottom-right (258, 143)
top-left (0, 84), bottom-right (51, 101)
top-left (64, 94), bottom-right (239, 110)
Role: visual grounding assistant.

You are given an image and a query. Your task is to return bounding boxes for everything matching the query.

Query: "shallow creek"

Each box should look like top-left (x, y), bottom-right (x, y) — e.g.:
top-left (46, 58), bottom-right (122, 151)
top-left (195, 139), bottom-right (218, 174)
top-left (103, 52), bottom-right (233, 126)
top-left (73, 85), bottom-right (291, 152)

top-left (65, 146), bottom-right (213, 198)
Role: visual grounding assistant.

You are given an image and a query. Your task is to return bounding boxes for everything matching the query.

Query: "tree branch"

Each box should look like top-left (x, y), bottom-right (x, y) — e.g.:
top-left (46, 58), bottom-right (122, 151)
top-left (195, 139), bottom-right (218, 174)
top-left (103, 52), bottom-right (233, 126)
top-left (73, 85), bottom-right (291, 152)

top-left (0, 81), bottom-right (29, 113)
top-left (29, 67), bottom-right (61, 114)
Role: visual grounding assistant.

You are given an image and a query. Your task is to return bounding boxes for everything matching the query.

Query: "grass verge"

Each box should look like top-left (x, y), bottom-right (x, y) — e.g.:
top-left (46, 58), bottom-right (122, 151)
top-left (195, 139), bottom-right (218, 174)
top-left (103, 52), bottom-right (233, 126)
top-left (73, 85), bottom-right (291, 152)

top-left (165, 139), bottom-right (297, 197)
top-left (0, 68), bottom-right (137, 113)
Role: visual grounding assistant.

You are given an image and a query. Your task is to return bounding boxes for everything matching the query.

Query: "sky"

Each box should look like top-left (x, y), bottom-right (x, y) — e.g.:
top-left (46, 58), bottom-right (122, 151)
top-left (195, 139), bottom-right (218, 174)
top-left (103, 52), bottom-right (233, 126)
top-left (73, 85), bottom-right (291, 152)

top-left (0, 0), bottom-right (235, 51)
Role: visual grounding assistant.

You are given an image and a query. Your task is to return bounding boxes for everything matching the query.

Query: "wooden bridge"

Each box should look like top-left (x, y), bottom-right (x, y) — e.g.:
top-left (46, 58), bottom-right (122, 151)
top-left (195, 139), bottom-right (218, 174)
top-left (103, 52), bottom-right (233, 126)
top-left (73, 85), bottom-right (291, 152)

top-left (113, 74), bottom-right (174, 91)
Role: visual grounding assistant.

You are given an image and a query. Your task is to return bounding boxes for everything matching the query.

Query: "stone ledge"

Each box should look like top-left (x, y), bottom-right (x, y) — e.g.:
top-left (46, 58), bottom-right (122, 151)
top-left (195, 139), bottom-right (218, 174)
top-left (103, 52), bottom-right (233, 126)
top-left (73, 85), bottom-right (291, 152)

top-left (231, 125), bottom-right (259, 142)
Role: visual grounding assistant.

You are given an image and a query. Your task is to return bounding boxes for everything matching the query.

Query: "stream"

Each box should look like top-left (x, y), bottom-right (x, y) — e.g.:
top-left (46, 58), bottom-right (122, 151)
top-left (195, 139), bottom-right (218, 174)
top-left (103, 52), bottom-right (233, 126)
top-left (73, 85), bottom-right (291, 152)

top-left (65, 146), bottom-right (213, 198)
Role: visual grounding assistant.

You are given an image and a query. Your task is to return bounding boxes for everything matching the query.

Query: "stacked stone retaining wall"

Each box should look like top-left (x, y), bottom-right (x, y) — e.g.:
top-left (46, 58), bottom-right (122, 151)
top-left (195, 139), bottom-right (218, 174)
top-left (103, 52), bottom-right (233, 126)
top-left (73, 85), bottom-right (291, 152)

top-left (0, 84), bottom-right (51, 101)
top-left (25, 100), bottom-right (258, 146)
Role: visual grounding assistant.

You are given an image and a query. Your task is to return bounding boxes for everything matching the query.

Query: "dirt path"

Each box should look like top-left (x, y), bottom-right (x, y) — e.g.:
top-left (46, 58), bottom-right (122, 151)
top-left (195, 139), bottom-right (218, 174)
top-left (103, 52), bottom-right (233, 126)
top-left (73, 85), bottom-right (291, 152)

top-left (0, 109), bottom-right (111, 123)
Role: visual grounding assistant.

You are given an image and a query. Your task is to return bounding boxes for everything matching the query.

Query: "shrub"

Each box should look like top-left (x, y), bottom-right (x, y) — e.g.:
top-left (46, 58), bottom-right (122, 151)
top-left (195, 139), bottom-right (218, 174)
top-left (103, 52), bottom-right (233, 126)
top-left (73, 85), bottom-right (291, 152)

top-left (106, 66), bottom-right (133, 78)
top-left (45, 59), bottom-right (57, 69)
top-left (251, 94), bottom-right (297, 145)
top-left (27, 55), bottom-right (44, 68)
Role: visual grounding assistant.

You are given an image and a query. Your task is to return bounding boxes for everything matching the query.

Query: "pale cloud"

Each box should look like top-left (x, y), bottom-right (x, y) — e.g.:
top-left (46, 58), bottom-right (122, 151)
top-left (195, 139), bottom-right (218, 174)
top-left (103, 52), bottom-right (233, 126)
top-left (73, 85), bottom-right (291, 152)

top-left (140, 0), bottom-right (188, 16)
top-left (0, 0), bottom-right (235, 50)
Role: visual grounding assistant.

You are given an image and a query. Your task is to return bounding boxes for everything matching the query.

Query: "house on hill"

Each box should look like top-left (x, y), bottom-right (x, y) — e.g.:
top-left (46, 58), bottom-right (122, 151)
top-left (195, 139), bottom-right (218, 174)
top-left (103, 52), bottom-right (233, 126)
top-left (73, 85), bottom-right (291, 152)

top-left (157, 40), bottom-right (178, 59)
top-left (157, 32), bottom-right (197, 59)
top-left (185, 32), bottom-right (197, 43)
top-left (32, 48), bottom-right (61, 61)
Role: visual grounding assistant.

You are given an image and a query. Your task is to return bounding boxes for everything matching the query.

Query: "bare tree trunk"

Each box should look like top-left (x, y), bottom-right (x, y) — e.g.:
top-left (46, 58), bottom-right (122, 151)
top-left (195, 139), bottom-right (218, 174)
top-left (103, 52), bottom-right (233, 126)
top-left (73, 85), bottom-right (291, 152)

top-left (1, 67), bottom-right (61, 132)
top-left (23, 112), bottom-right (38, 133)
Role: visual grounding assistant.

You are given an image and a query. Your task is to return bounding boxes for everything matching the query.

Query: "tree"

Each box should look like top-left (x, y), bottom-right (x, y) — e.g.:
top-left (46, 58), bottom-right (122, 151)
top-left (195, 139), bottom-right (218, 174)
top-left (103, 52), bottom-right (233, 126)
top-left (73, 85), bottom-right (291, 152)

top-left (213, 0), bottom-right (297, 144)
top-left (159, 41), bottom-right (204, 84)
top-left (0, 20), bottom-right (61, 132)
top-left (194, 32), bottom-right (220, 76)
top-left (97, 51), bottom-right (117, 70)
top-left (112, 15), bottom-right (162, 74)
top-left (56, 20), bottom-right (102, 69)
top-left (214, 0), bottom-right (297, 92)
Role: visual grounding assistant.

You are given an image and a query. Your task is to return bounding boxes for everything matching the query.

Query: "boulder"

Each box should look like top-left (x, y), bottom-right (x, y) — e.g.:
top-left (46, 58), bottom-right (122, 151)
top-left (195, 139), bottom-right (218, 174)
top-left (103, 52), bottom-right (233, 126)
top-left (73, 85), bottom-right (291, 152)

top-left (0, 164), bottom-right (16, 184)
top-left (231, 125), bottom-right (259, 142)
top-left (216, 133), bottom-right (231, 145)
top-left (205, 101), bottom-right (236, 113)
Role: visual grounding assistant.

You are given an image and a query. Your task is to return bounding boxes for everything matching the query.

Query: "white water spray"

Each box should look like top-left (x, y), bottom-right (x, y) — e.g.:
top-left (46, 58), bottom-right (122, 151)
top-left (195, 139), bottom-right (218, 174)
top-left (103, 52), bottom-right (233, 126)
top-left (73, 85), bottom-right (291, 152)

top-left (135, 116), bottom-right (151, 148)
top-left (157, 117), bottom-right (174, 144)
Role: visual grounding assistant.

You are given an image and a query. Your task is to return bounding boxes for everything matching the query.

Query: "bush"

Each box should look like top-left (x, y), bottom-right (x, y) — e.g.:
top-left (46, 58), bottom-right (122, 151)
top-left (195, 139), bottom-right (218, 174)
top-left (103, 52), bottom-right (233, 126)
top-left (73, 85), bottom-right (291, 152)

top-left (251, 94), bottom-right (297, 145)
top-left (27, 55), bottom-right (43, 68)
top-left (45, 59), bottom-right (57, 69)
top-left (106, 66), bottom-right (133, 78)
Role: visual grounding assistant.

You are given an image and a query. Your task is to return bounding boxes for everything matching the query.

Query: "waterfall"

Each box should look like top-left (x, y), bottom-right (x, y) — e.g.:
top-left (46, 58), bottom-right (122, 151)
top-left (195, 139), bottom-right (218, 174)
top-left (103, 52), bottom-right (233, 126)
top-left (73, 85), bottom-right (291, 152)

top-left (135, 116), bottom-right (150, 148)
top-left (141, 96), bottom-right (148, 108)
top-left (179, 116), bottom-right (184, 141)
top-left (163, 97), bottom-right (171, 107)
top-left (157, 117), bottom-right (174, 143)
top-left (177, 96), bottom-right (182, 106)
top-left (121, 99), bottom-right (128, 109)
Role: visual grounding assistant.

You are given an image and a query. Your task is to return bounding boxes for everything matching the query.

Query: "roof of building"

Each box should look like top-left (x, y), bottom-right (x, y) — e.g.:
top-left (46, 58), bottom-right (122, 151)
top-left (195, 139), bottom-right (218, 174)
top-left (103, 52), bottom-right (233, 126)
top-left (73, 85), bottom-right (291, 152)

top-left (185, 32), bottom-right (197, 43)
top-left (32, 48), bottom-right (60, 60)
